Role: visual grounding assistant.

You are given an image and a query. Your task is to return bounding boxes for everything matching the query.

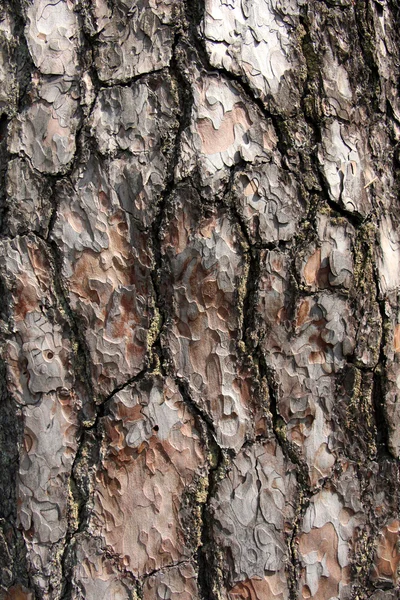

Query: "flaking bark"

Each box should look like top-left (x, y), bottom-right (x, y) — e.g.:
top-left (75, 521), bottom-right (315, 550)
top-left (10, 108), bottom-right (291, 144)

top-left (0, 1), bottom-right (399, 599)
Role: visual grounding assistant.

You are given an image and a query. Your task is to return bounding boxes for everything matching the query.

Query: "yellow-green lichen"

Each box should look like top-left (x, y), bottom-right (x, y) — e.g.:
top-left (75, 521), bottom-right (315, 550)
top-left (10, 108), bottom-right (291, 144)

top-left (237, 253), bottom-right (250, 333)
top-left (207, 443), bottom-right (220, 471)
top-left (346, 368), bottom-right (377, 459)
top-left (274, 415), bottom-right (287, 442)
top-left (353, 223), bottom-right (377, 288)
top-left (352, 222), bottom-right (382, 366)
top-left (146, 305), bottom-right (162, 353)
top-left (68, 478), bottom-right (80, 531)
top-left (195, 476), bottom-right (209, 505)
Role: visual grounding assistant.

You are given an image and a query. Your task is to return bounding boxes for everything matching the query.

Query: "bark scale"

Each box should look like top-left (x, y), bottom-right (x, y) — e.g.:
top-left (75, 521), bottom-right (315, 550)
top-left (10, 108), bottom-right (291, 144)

top-left (0, 0), bottom-right (399, 599)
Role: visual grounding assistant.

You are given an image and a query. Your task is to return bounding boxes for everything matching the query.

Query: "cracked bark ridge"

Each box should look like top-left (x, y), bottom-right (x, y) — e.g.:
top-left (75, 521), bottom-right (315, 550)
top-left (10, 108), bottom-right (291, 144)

top-left (161, 187), bottom-right (262, 450)
top-left (90, 0), bottom-right (180, 84)
top-left (9, 75), bottom-right (82, 175)
top-left (257, 245), bottom-right (358, 486)
top-left (0, 0), bottom-right (400, 598)
top-left (88, 375), bottom-right (207, 576)
top-left (51, 154), bottom-right (154, 398)
top-left (70, 534), bottom-right (135, 599)
top-left (24, 0), bottom-right (81, 77)
top-left (5, 158), bottom-right (52, 237)
top-left (210, 437), bottom-right (297, 600)
top-left (296, 467), bottom-right (364, 600)
top-left (143, 562), bottom-right (199, 600)
top-left (202, 0), bottom-right (306, 115)
top-left (0, 5), bottom-right (18, 117)
top-left (233, 163), bottom-right (304, 245)
top-left (177, 58), bottom-right (279, 196)
top-left (0, 235), bottom-right (84, 595)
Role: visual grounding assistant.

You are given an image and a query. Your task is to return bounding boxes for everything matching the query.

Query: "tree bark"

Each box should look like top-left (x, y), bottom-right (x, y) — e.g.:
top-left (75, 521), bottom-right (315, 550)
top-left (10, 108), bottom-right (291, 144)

top-left (0, 0), bottom-right (399, 598)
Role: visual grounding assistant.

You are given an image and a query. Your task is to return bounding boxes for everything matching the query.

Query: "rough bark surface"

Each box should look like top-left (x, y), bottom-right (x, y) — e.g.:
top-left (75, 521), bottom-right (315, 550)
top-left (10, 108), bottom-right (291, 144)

top-left (0, 0), bottom-right (399, 599)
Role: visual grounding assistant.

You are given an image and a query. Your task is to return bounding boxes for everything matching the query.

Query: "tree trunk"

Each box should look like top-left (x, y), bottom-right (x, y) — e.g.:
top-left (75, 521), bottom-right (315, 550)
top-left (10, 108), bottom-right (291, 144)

top-left (0, 0), bottom-right (399, 598)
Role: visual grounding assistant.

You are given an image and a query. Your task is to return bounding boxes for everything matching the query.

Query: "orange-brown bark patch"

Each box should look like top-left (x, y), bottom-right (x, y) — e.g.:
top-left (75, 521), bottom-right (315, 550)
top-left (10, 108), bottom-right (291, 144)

top-left (394, 324), bottom-right (400, 353)
top-left (296, 299), bottom-right (310, 327)
top-left (372, 519), bottom-right (400, 583)
top-left (4, 585), bottom-right (34, 600)
top-left (197, 105), bottom-right (252, 154)
top-left (228, 574), bottom-right (286, 600)
top-left (298, 523), bottom-right (342, 600)
top-left (304, 249), bottom-right (321, 285)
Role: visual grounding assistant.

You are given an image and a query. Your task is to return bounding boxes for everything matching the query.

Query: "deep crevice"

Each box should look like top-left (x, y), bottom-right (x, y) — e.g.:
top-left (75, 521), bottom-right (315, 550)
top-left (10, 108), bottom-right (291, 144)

top-left (47, 238), bottom-right (96, 405)
top-left (372, 294), bottom-right (396, 459)
top-left (196, 445), bottom-right (228, 600)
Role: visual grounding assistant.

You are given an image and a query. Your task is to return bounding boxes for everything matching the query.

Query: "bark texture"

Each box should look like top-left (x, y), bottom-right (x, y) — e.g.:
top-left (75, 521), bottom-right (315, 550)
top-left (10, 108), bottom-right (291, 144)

top-left (0, 0), bottom-right (399, 599)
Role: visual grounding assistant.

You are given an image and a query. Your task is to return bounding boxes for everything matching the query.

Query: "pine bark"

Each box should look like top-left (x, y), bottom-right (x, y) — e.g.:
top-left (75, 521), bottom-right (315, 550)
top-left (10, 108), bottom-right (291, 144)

top-left (0, 0), bottom-right (399, 598)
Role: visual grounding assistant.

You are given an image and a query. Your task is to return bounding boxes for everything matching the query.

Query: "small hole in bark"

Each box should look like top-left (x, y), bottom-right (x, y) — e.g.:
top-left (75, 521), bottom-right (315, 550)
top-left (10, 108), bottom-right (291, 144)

top-left (153, 425), bottom-right (159, 432)
top-left (45, 351), bottom-right (54, 360)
